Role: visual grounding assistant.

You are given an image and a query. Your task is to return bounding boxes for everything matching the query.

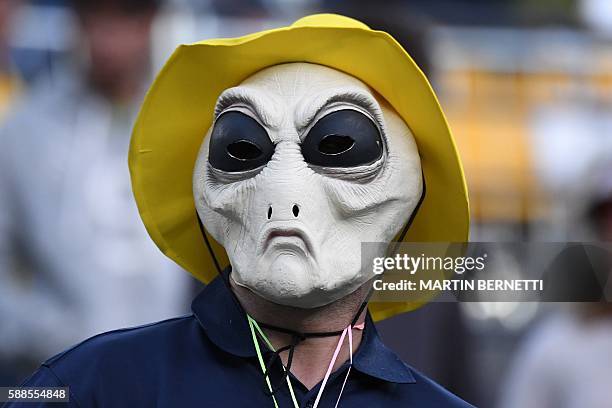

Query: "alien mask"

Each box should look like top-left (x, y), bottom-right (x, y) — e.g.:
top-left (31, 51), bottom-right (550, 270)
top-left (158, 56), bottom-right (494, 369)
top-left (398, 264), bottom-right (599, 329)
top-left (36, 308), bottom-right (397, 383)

top-left (193, 63), bottom-right (423, 308)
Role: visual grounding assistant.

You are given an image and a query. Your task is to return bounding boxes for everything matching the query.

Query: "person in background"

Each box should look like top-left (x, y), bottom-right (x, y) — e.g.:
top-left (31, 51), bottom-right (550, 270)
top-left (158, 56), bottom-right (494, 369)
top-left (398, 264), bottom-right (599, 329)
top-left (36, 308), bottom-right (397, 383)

top-left (499, 159), bottom-right (612, 408)
top-left (0, 0), bottom-right (191, 385)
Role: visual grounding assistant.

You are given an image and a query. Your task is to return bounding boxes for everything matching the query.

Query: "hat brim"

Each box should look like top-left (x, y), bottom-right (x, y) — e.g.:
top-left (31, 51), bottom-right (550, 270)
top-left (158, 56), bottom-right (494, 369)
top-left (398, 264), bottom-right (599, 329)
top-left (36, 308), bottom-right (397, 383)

top-left (129, 14), bottom-right (469, 321)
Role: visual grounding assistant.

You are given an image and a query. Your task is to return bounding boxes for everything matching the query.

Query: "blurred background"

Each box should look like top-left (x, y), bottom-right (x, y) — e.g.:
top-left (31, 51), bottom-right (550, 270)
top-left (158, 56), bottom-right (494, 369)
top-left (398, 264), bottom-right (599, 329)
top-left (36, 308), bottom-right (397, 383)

top-left (1, 0), bottom-right (611, 407)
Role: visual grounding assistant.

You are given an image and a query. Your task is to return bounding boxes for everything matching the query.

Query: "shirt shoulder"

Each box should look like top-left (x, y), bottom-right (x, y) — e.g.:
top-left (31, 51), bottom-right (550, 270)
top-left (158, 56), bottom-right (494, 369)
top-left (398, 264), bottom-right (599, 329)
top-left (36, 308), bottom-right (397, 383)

top-left (36, 315), bottom-right (205, 406)
top-left (45, 315), bottom-right (196, 362)
top-left (399, 367), bottom-right (475, 407)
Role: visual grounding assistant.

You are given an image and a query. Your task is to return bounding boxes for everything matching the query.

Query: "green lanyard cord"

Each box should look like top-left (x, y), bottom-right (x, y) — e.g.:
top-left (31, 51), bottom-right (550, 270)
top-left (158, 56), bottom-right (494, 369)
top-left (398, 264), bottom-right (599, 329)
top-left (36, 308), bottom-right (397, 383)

top-left (248, 315), bottom-right (300, 408)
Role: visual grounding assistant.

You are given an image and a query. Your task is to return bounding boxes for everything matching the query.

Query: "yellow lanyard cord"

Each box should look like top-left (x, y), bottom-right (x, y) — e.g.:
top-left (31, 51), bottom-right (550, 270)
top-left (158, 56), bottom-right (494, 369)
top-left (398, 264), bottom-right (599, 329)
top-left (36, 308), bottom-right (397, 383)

top-left (248, 315), bottom-right (300, 408)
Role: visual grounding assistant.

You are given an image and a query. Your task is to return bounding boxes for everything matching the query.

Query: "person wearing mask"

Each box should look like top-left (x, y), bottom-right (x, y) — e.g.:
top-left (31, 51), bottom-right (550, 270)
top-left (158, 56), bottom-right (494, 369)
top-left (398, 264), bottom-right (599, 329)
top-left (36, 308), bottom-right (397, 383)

top-left (4, 14), bottom-right (472, 407)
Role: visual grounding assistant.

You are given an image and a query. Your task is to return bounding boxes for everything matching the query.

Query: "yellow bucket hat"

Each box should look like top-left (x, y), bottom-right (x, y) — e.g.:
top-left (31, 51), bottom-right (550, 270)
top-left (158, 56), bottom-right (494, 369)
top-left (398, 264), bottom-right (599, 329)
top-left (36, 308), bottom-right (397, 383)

top-left (129, 13), bottom-right (469, 321)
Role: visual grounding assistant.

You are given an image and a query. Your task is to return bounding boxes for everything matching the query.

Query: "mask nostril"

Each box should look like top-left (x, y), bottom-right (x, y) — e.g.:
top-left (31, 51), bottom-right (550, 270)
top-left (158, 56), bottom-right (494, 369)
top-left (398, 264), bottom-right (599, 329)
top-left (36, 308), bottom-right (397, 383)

top-left (267, 206), bottom-right (272, 220)
top-left (292, 204), bottom-right (299, 218)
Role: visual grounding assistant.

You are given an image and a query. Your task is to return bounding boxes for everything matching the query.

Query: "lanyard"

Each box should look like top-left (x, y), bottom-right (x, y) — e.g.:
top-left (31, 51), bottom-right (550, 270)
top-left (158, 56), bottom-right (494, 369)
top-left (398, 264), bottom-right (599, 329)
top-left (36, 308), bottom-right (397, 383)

top-left (248, 315), bottom-right (363, 408)
top-left (248, 315), bottom-right (299, 408)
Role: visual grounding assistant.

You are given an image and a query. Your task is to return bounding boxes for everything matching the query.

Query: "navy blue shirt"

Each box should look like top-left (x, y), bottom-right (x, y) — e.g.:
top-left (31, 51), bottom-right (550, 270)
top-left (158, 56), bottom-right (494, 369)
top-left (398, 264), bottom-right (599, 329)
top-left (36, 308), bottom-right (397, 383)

top-left (4, 276), bottom-right (474, 407)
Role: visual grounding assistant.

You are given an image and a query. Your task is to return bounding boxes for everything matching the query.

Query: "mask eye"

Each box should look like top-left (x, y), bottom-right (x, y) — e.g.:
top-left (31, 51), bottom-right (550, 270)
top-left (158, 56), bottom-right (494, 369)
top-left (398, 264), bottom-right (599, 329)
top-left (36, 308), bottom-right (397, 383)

top-left (301, 109), bottom-right (383, 167)
top-left (227, 140), bottom-right (263, 161)
top-left (318, 135), bottom-right (355, 155)
top-left (208, 111), bottom-right (274, 172)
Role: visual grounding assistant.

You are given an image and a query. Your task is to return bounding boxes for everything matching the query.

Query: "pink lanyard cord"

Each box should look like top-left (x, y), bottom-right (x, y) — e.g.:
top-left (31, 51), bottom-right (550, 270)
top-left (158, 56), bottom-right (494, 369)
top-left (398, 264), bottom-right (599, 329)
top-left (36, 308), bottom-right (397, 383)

top-left (312, 322), bottom-right (365, 408)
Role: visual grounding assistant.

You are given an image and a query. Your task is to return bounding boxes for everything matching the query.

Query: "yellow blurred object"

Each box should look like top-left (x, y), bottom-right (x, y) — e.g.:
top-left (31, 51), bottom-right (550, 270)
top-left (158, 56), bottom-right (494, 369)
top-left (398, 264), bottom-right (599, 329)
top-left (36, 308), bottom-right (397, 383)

top-left (437, 68), bottom-right (595, 223)
top-left (129, 14), bottom-right (469, 321)
top-left (0, 73), bottom-right (20, 122)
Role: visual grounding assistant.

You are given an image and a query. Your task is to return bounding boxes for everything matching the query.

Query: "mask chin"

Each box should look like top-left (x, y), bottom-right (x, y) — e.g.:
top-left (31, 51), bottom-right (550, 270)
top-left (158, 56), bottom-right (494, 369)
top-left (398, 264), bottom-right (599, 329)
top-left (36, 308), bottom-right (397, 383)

top-left (230, 247), bottom-right (369, 309)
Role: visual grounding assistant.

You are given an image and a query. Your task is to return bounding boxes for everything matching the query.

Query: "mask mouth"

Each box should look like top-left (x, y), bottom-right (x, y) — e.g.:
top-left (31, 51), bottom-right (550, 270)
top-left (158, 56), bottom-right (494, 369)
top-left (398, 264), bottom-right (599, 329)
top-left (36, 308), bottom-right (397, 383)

top-left (259, 222), bottom-right (315, 258)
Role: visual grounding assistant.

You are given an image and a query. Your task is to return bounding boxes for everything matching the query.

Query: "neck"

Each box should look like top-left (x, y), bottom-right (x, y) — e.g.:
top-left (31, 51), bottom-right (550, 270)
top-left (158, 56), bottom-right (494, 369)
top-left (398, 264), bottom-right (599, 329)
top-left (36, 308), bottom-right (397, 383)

top-left (230, 276), bottom-right (370, 390)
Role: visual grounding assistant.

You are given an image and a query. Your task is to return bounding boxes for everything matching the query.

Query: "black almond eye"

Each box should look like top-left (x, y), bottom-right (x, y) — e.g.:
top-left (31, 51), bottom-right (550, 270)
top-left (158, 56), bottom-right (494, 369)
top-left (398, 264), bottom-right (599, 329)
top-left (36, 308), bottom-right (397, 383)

top-left (318, 135), bottom-right (355, 155)
top-left (227, 140), bottom-right (263, 161)
top-left (208, 111), bottom-right (274, 172)
top-left (301, 109), bottom-right (383, 167)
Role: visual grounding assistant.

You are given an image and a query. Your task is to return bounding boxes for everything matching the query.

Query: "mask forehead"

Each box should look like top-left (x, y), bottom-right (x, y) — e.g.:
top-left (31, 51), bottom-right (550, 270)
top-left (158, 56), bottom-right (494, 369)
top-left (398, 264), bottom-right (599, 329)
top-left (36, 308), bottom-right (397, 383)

top-left (218, 63), bottom-right (380, 144)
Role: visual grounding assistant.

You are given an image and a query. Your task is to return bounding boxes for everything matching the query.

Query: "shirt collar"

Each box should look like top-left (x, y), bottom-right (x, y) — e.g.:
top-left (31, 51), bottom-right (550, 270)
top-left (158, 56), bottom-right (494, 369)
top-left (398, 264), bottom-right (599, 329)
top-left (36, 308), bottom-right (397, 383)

top-left (191, 271), bottom-right (416, 384)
